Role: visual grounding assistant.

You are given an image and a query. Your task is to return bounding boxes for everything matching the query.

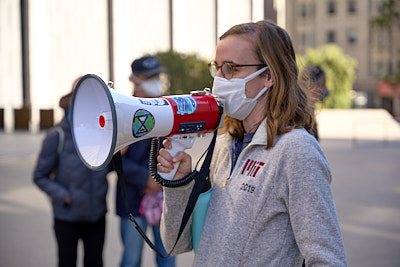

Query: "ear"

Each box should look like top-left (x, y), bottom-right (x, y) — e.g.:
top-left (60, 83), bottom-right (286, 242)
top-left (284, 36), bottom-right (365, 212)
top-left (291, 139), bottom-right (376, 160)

top-left (263, 69), bottom-right (274, 88)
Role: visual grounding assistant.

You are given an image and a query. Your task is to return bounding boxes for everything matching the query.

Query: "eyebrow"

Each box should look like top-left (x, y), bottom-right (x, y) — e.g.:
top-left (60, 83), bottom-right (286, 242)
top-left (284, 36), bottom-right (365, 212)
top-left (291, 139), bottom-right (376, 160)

top-left (213, 60), bottom-right (239, 66)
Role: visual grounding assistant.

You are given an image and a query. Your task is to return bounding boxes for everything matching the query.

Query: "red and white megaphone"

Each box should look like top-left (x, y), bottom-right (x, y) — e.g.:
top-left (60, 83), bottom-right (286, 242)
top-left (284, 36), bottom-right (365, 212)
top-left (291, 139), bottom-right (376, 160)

top-left (71, 74), bottom-right (222, 180)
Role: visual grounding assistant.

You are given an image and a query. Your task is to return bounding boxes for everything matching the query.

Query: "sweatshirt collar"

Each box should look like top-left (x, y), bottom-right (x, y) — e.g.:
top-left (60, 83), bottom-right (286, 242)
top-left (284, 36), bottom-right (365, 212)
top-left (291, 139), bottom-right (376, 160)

top-left (220, 118), bottom-right (268, 147)
top-left (250, 119), bottom-right (268, 146)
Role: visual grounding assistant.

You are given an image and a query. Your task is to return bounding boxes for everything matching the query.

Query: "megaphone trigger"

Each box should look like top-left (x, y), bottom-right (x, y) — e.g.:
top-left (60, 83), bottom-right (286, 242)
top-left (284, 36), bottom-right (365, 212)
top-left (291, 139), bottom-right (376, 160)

top-left (158, 134), bottom-right (197, 181)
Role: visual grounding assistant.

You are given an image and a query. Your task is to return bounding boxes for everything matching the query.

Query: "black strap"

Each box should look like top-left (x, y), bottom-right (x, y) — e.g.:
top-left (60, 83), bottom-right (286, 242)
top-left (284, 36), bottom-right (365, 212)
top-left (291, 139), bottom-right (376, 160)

top-left (112, 129), bottom-right (218, 258)
top-left (113, 151), bottom-right (164, 256)
top-left (170, 130), bottom-right (217, 252)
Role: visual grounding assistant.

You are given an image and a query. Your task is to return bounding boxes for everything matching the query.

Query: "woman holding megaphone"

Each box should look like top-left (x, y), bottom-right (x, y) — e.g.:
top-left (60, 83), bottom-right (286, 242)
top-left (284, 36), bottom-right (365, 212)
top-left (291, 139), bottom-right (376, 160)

top-left (157, 20), bottom-right (347, 266)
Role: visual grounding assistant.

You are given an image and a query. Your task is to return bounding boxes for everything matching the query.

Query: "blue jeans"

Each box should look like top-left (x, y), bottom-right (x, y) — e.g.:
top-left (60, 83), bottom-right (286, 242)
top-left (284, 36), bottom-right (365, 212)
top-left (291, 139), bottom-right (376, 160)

top-left (120, 217), bottom-right (175, 267)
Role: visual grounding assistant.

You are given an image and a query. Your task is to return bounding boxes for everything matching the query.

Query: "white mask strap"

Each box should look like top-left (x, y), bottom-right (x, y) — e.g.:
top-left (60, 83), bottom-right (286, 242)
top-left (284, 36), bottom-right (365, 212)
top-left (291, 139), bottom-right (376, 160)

top-left (252, 87), bottom-right (268, 101)
top-left (243, 66), bottom-right (269, 82)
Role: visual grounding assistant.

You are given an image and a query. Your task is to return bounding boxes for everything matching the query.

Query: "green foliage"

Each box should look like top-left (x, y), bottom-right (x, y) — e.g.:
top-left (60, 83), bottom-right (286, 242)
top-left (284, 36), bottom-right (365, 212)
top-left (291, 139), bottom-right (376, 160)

top-left (154, 47), bottom-right (357, 108)
top-left (370, 0), bottom-right (400, 29)
top-left (370, 0), bottom-right (400, 80)
top-left (155, 50), bottom-right (213, 95)
top-left (297, 44), bottom-right (357, 109)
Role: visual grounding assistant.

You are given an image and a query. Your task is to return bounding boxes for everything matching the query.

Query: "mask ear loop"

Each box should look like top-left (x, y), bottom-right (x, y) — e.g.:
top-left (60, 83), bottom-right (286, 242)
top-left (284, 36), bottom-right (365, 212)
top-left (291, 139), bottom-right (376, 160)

top-left (243, 66), bottom-right (269, 82)
top-left (243, 66), bottom-right (269, 101)
top-left (251, 86), bottom-right (269, 101)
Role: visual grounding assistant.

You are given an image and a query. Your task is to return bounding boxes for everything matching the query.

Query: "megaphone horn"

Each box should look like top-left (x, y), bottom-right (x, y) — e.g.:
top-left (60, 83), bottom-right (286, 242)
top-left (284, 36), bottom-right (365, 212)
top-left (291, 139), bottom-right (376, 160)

top-left (71, 74), bottom-right (222, 179)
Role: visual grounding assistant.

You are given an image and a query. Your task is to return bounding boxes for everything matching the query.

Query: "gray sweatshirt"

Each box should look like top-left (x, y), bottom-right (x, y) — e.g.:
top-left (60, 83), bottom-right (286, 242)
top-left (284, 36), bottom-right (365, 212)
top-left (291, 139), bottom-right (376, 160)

top-left (161, 120), bottom-right (347, 266)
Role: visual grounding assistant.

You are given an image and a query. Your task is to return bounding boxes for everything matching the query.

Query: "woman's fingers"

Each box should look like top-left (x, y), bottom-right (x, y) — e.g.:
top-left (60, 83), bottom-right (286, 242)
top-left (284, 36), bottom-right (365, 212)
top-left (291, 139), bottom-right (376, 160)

top-left (157, 148), bottom-right (174, 170)
top-left (157, 138), bottom-right (193, 180)
top-left (173, 151), bottom-right (192, 179)
top-left (162, 138), bottom-right (172, 150)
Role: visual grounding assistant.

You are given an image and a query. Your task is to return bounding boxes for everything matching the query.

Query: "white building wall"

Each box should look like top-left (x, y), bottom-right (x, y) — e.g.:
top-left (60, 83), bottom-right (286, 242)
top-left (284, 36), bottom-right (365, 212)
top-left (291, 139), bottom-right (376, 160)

top-left (173, 0), bottom-right (216, 60)
top-left (218, 0), bottom-right (251, 37)
top-left (28, 0), bottom-right (109, 132)
top-left (252, 0), bottom-right (266, 22)
top-left (113, 0), bottom-right (263, 95)
top-left (0, 0), bottom-right (265, 132)
top-left (0, 0), bottom-right (23, 133)
top-left (113, 0), bottom-right (170, 96)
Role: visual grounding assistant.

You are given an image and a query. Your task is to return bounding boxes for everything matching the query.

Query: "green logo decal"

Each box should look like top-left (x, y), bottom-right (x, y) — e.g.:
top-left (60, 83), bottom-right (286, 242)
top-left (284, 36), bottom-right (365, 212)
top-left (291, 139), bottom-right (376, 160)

top-left (132, 109), bottom-right (155, 137)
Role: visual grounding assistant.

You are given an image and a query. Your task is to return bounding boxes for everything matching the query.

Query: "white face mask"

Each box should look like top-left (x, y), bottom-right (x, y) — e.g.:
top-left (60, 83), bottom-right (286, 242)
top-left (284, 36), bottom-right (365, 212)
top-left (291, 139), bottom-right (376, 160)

top-left (136, 78), bottom-right (162, 97)
top-left (212, 66), bottom-right (268, 120)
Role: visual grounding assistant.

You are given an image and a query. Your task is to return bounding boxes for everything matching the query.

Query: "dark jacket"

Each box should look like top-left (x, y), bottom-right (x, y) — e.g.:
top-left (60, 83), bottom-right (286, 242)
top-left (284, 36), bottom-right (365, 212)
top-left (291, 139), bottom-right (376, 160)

top-left (33, 117), bottom-right (109, 222)
top-left (116, 139), bottom-right (152, 217)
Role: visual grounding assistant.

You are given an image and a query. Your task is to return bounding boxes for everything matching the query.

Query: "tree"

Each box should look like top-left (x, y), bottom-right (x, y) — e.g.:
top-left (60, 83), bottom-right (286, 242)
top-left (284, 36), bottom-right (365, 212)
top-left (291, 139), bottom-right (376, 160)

top-left (155, 50), bottom-right (212, 95)
top-left (370, 0), bottom-right (400, 79)
top-left (297, 44), bottom-right (357, 109)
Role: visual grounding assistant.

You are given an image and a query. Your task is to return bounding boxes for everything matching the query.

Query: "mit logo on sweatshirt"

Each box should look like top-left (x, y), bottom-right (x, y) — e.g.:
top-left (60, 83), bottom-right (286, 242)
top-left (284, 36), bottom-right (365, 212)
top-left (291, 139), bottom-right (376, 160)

top-left (241, 159), bottom-right (265, 177)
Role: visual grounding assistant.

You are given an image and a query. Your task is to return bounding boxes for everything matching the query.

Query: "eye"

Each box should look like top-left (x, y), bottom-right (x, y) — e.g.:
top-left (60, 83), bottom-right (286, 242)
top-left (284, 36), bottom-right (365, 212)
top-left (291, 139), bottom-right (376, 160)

top-left (222, 63), bottom-right (234, 78)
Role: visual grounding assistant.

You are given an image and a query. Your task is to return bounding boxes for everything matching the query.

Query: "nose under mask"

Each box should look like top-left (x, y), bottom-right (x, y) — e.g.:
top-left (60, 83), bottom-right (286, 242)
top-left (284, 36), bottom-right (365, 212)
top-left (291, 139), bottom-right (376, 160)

top-left (212, 66), bottom-right (268, 120)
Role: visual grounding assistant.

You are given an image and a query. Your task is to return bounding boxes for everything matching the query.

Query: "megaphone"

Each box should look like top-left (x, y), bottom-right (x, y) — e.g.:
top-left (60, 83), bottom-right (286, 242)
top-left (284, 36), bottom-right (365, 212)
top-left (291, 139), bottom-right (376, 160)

top-left (71, 74), bottom-right (222, 180)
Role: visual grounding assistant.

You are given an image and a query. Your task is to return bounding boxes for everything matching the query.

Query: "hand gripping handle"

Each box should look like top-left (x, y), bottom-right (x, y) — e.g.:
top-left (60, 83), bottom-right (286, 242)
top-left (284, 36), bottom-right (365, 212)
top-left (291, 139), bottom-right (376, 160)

top-left (158, 134), bottom-right (196, 180)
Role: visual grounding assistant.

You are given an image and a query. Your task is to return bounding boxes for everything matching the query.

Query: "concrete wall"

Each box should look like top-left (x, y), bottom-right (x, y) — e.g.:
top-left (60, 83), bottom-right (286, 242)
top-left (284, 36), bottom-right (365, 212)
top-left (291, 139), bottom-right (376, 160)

top-left (317, 109), bottom-right (400, 141)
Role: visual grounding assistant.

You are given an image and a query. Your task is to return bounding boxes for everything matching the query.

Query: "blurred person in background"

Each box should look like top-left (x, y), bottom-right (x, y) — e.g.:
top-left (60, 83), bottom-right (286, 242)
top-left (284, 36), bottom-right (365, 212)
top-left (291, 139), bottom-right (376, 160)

top-left (117, 55), bottom-right (175, 267)
top-left (300, 65), bottom-right (329, 141)
top-left (33, 76), bottom-right (110, 267)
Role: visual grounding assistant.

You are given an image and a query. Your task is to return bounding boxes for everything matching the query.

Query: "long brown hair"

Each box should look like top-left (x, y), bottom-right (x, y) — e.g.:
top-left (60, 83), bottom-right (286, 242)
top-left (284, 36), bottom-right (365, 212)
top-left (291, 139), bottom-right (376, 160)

top-left (219, 20), bottom-right (314, 149)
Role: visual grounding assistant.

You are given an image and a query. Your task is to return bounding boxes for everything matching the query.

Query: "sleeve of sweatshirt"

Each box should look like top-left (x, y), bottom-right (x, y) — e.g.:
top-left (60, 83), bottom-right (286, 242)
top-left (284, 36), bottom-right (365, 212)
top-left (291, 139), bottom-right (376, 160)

top-left (278, 132), bottom-right (347, 267)
top-left (33, 129), bottom-right (69, 206)
top-left (160, 181), bottom-right (194, 255)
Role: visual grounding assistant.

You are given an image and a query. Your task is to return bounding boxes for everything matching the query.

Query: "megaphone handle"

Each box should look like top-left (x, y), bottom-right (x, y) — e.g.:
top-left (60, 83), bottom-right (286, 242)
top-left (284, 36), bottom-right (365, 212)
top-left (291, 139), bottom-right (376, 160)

top-left (159, 134), bottom-right (196, 181)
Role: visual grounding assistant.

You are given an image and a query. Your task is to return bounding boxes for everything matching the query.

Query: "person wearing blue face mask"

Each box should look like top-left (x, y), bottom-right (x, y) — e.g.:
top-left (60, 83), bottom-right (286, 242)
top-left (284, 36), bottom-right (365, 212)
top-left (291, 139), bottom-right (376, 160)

top-left (33, 76), bottom-right (111, 267)
top-left (116, 55), bottom-right (176, 267)
top-left (157, 20), bottom-right (347, 266)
